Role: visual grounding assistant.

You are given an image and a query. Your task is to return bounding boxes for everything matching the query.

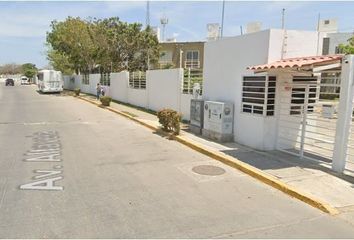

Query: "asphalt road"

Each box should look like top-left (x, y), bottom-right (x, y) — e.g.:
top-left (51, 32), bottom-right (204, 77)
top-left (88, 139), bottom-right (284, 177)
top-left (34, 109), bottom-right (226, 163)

top-left (1, 83), bottom-right (354, 238)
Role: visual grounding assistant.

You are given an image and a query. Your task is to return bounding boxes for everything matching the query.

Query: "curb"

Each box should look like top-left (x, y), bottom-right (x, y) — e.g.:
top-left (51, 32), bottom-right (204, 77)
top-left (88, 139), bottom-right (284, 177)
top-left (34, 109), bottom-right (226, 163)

top-left (75, 94), bottom-right (339, 215)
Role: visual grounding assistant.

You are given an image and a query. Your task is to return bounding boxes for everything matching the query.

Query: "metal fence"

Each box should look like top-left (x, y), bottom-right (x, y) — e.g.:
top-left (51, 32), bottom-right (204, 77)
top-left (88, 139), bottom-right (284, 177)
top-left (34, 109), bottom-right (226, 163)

top-left (183, 68), bottom-right (203, 94)
top-left (129, 71), bottom-right (146, 89)
top-left (100, 73), bottom-right (110, 86)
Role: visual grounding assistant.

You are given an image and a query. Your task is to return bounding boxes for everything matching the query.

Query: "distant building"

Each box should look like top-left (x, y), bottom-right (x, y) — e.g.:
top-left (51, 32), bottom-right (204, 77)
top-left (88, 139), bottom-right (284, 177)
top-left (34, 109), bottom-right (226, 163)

top-left (322, 32), bottom-right (354, 55)
top-left (157, 41), bottom-right (205, 69)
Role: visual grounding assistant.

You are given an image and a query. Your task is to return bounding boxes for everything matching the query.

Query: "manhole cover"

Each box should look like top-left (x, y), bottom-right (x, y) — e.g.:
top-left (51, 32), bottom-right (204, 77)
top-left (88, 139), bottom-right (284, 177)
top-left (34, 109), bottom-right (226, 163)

top-left (192, 165), bottom-right (226, 176)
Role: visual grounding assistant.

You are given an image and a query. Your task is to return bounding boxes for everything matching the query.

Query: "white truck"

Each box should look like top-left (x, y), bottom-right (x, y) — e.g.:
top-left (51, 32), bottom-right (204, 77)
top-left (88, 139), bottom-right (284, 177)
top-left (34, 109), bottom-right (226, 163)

top-left (20, 76), bottom-right (29, 85)
top-left (37, 70), bottom-right (63, 93)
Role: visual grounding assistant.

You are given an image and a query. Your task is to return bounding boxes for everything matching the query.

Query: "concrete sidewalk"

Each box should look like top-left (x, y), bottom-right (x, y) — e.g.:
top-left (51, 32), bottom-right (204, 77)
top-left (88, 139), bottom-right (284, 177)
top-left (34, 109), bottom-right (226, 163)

top-left (73, 91), bottom-right (354, 214)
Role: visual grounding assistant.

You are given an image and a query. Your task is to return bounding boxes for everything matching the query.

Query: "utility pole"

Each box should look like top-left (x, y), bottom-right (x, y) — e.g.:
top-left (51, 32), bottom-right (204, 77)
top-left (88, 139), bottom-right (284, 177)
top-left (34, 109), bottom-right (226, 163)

top-left (281, 8), bottom-right (286, 59)
top-left (146, 0), bottom-right (150, 70)
top-left (146, 0), bottom-right (150, 28)
top-left (316, 12), bottom-right (321, 55)
top-left (240, 26), bottom-right (243, 35)
top-left (281, 8), bottom-right (285, 29)
top-left (220, 0), bottom-right (225, 38)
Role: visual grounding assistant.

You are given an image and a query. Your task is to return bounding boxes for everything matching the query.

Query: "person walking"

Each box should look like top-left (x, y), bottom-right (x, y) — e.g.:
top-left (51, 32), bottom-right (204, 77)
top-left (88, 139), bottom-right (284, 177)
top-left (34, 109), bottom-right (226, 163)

top-left (96, 83), bottom-right (101, 100)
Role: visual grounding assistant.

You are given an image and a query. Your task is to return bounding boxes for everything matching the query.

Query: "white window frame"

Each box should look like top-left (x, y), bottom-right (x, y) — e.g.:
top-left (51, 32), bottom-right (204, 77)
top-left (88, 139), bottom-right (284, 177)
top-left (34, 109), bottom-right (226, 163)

top-left (241, 75), bottom-right (276, 117)
top-left (185, 50), bottom-right (200, 69)
top-left (129, 71), bottom-right (146, 89)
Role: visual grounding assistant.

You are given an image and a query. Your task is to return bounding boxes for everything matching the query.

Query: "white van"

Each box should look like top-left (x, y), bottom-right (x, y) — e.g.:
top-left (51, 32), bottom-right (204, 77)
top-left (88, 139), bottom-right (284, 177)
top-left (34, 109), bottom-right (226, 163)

top-left (20, 76), bottom-right (29, 85)
top-left (37, 70), bottom-right (63, 93)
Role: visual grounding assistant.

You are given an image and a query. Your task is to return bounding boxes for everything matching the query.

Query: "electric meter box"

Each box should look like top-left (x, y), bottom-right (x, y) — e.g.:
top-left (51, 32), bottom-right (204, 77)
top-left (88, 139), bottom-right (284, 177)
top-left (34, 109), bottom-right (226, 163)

top-left (202, 101), bottom-right (234, 142)
top-left (190, 99), bottom-right (204, 134)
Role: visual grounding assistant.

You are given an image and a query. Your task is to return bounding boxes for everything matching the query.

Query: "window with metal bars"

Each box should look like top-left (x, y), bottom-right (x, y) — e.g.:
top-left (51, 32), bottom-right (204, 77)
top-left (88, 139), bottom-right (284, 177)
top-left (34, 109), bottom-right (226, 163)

top-left (100, 73), bottom-right (110, 86)
top-left (290, 76), bottom-right (317, 115)
top-left (129, 71), bottom-right (146, 89)
top-left (82, 74), bottom-right (89, 85)
top-left (242, 76), bottom-right (276, 116)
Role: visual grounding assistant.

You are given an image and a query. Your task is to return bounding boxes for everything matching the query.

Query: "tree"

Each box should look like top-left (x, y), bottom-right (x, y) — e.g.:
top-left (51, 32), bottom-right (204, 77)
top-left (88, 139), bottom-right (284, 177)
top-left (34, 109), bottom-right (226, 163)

top-left (46, 16), bottom-right (160, 74)
top-left (46, 17), bottom-right (96, 74)
top-left (0, 63), bottom-right (22, 75)
top-left (47, 49), bottom-right (75, 74)
top-left (21, 63), bottom-right (38, 79)
top-left (338, 35), bottom-right (354, 54)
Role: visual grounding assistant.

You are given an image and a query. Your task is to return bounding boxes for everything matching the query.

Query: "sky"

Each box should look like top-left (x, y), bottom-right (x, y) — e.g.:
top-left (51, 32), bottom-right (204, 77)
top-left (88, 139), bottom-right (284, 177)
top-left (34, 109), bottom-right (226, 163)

top-left (0, 1), bottom-right (353, 68)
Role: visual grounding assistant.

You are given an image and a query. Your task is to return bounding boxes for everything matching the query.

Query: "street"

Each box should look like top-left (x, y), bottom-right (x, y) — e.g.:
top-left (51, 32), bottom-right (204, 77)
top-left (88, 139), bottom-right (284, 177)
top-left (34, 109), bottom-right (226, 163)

top-left (1, 84), bottom-right (354, 238)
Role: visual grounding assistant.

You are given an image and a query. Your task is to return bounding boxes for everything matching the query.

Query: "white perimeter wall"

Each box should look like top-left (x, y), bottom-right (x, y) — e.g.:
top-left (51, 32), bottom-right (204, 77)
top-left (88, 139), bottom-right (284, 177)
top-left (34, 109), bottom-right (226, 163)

top-left (110, 72), bottom-right (129, 102)
top-left (147, 68), bottom-right (183, 112)
top-left (65, 68), bottom-right (192, 120)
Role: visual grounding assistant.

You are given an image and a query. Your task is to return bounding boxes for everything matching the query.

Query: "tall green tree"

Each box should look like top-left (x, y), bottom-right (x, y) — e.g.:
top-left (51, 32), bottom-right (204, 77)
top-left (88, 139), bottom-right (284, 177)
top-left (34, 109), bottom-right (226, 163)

top-left (0, 63), bottom-right (22, 75)
top-left (338, 35), bottom-right (354, 54)
top-left (46, 16), bottom-right (160, 74)
top-left (47, 17), bottom-right (96, 74)
top-left (21, 63), bottom-right (38, 78)
top-left (47, 49), bottom-right (75, 74)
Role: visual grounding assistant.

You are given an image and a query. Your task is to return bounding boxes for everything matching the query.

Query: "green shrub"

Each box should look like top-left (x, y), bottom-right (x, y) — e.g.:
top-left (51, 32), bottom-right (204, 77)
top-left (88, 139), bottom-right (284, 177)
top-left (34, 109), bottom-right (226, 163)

top-left (74, 88), bottom-right (81, 96)
top-left (157, 109), bottom-right (181, 135)
top-left (100, 96), bottom-right (112, 106)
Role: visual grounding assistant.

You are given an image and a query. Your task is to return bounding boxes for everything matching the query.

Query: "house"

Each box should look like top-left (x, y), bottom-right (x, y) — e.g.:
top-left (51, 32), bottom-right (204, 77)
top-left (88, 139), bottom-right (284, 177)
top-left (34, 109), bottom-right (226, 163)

top-left (157, 41), bottom-right (205, 69)
top-left (202, 29), bottom-right (328, 151)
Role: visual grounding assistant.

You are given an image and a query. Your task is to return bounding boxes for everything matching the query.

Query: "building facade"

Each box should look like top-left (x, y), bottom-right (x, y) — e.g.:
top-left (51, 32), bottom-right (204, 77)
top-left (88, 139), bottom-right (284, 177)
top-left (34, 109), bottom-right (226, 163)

top-left (203, 29), bottom-right (327, 150)
top-left (157, 42), bottom-right (205, 69)
top-left (322, 32), bottom-right (353, 55)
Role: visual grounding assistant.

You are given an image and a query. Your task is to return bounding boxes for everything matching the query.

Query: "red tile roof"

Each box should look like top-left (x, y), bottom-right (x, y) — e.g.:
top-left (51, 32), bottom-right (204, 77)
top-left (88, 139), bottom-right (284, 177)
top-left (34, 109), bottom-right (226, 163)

top-left (247, 54), bottom-right (344, 71)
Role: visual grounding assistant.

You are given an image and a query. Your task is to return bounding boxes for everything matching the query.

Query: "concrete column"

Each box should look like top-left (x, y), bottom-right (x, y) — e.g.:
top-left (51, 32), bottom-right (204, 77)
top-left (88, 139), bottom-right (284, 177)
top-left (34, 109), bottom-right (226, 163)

top-left (332, 55), bottom-right (354, 173)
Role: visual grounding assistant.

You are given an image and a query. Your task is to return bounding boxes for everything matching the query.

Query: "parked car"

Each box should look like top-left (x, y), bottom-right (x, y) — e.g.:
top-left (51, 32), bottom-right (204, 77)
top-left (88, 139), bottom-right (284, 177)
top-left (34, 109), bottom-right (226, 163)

top-left (5, 78), bottom-right (14, 86)
top-left (20, 76), bottom-right (29, 85)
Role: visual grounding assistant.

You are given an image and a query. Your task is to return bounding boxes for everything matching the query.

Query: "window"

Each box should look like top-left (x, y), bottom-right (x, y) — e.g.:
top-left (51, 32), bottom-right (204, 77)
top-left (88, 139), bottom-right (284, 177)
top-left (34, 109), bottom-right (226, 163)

top-left (290, 76), bottom-right (317, 115)
top-left (159, 51), bottom-right (173, 63)
top-left (322, 38), bottom-right (330, 55)
top-left (82, 74), bottom-right (89, 85)
top-left (185, 50), bottom-right (200, 69)
top-left (100, 73), bottom-right (110, 86)
top-left (242, 76), bottom-right (276, 116)
top-left (37, 73), bottom-right (44, 81)
top-left (129, 71), bottom-right (146, 89)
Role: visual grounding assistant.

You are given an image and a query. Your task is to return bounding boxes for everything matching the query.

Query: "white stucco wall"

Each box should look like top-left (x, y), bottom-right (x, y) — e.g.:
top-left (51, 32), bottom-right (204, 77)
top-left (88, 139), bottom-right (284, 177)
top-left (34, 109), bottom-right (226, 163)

top-left (203, 30), bottom-right (272, 149)
top-left (110, 72), bottom-right (129, 102)
top-left (180, 94), bottom-right (193, 120)
top-left (127, 88), bottom-right (148, 108)
top-left (147, 68), bottom-right (183, 112)
top-left (267, 29), bottom-right (325, 62)
top-left (89, 74), bottom-right (100, 96)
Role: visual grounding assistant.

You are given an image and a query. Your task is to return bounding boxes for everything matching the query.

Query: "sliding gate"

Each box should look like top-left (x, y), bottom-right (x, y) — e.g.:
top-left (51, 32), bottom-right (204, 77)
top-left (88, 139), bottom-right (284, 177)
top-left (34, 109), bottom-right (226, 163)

top-left (277, 74), bottom-right (341, 162)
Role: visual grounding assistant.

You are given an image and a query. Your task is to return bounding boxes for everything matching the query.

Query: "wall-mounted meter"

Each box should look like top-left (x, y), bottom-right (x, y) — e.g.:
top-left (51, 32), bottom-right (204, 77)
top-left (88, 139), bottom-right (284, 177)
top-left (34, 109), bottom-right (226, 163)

top-left (202, 101), bottom-right (234, 142)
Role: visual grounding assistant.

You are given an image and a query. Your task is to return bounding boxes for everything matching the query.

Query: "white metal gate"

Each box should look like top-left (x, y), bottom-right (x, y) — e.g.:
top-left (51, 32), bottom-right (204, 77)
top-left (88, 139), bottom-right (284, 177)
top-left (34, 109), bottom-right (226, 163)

top-left (277, 74), bottom-right (341, 162)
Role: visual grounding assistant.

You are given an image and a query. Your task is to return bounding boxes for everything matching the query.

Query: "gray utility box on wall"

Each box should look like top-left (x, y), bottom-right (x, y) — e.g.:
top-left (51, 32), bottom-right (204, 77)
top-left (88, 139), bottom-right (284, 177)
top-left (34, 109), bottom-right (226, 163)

top-left (202, 101), bottom-right (234, 142)
top-left (190, 99), bottom-right (204, 134)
